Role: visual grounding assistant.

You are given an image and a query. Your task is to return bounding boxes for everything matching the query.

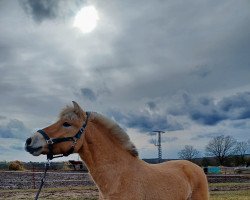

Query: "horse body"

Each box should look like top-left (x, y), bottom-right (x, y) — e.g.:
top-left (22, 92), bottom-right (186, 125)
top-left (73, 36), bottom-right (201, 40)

top-left (80, 146), bottom-right (208, 200)
top-left (25, 102), bottom-right (209, 200)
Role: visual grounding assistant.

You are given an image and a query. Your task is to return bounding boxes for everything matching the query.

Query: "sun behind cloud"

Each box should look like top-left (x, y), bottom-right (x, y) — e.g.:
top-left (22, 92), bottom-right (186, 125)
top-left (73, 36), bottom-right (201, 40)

top-left (73, 6), bottom-right (99, 33)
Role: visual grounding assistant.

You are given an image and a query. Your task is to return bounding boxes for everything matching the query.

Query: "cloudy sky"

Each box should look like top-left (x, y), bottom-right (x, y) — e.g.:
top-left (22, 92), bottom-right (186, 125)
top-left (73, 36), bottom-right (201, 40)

top-left (0, 0), bottom-right (250, 162)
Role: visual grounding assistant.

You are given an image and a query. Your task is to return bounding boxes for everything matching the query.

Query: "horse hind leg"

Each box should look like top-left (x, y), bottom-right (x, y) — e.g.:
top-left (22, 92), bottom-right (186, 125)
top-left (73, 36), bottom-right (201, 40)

top-left (190, 192), bottom-right (209, 200)
top-left (190, 183), bottom-right (209, 200)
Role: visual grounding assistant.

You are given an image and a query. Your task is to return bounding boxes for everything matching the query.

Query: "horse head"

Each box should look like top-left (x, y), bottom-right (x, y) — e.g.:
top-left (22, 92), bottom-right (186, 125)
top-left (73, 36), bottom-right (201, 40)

top-left (25, 101), bottom-right (88, 159)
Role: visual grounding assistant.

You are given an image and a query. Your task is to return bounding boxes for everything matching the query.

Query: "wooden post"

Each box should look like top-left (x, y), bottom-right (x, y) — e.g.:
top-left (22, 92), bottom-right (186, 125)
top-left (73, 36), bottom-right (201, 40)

top-left (32, 162), bottom-right (35, 189)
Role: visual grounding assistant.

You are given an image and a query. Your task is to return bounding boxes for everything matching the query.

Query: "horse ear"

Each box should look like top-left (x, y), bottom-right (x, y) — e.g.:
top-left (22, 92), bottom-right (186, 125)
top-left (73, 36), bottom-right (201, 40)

top-left (72, 101), bottom-right (84, 114)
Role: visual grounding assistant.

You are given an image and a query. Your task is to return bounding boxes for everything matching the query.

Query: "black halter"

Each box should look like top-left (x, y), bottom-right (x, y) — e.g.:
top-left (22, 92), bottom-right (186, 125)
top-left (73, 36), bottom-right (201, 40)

top-left (37, 112), bottom-right (91, 160)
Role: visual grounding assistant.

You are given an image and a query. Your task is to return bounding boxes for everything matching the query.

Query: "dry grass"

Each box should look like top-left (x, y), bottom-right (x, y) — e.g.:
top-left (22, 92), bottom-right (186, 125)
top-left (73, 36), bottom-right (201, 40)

top-left (209, 182), bottom-right (250, 187)
top-left (0, 186), bottom-right (99, 200)
top-left (209, 182), bottom-right (250, 200)
top-left (1, 184), bottom-right (250, 199)
top-left (210, 190), bottom-right (250, 200)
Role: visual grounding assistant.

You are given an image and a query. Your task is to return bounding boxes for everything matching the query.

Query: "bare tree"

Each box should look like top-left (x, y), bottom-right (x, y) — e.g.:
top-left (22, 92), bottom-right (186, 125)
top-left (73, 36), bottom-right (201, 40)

top-left (235, 141), bottom-right (249, 164)
top-left (178, 145), bottom-right (199, 161)
top-left (205, 135), bottom-right (237, 165)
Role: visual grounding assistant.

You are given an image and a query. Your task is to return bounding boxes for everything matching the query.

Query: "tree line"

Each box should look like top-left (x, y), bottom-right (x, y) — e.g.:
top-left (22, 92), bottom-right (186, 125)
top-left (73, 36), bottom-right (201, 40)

top-left (178, 135), bottom-right (250, 166)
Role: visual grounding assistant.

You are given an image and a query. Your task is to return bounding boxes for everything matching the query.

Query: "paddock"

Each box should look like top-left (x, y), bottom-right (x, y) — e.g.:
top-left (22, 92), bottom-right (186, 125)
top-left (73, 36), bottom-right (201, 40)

top-left (1, 170), bottom-right (249, 190)
top-left (0, 170), bottom-right (249, 199)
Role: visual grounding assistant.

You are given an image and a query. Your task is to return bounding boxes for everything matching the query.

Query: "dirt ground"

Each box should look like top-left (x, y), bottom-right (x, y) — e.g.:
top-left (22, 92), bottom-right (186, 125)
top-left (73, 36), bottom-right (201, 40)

top-left (0, 171), bottom-right (249, 199)
top-left (0, 171), bottom-right (94, 190)
top-left (0, 171), bottom-right (98, 199)
top-left (0, 186), bottom-right (99, 200)
top-left (2, 184), bottom-right (250, 200)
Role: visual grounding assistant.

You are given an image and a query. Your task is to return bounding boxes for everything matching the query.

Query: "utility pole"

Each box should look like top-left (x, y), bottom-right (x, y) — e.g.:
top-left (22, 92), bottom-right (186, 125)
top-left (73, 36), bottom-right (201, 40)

top-left (153, 130), bottom-right (165, 163)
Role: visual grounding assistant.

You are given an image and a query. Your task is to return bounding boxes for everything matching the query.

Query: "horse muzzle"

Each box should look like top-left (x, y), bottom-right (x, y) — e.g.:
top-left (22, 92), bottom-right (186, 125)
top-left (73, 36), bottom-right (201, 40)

top-left (25, 132), bottom-right (46, 156)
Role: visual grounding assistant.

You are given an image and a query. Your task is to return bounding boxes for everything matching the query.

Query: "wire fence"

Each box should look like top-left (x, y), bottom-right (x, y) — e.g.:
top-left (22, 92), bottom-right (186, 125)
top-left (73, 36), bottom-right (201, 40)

top-left (1, 170), bottom-right (250, 190)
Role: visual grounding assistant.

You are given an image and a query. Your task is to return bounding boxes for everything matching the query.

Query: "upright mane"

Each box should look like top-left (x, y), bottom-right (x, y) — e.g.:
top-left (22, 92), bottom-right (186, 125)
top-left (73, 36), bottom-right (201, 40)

top-left (59, 106), bottom-right (138, 157)
top-left (92, 113), bottom-right (139, 157)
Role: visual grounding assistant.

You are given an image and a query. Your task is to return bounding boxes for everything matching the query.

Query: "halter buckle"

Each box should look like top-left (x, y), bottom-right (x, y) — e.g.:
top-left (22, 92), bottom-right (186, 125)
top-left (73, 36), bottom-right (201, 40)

top-left (46, 138), bottom-right (54, 145)
top-left (71, 137), bottom-right (77, 147)
top-left (79, 127), bottom-right (84, 133)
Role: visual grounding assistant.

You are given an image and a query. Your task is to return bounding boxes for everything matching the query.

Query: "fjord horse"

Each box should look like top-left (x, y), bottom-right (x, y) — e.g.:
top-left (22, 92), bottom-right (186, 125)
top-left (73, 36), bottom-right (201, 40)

top-left (25, 102), bottom-right (209, 200)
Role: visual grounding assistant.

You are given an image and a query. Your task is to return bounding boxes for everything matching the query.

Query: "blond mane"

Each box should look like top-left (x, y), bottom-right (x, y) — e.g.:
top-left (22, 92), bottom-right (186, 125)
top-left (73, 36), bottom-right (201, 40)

top-left (92, 113), bottom-right (138, 157)
top-left (59, 107), bottom-right (138, 157)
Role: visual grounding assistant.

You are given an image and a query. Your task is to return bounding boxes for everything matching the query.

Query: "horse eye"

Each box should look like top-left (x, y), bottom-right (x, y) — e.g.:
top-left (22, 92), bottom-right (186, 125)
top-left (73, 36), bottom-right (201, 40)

top-left (63, 122), bottom-right (71, 127)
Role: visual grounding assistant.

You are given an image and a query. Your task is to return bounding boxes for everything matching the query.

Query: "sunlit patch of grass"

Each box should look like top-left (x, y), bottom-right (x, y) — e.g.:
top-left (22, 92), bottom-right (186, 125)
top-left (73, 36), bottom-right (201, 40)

top-left (210, 190), bottom-right (250, 200)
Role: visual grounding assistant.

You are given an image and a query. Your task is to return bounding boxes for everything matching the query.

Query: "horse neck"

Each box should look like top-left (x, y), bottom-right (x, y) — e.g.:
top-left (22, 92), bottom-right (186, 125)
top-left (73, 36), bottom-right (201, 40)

top-left (78, 119), bottom-right (138, 193)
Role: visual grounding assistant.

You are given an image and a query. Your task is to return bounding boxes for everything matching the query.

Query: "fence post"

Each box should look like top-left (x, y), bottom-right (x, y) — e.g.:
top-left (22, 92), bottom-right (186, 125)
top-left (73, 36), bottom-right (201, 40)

top-left (32, 162), bottom-right (35, 189)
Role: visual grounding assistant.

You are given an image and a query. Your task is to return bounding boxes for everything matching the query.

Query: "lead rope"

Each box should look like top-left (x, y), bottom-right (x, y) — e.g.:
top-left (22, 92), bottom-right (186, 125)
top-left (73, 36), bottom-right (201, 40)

top-left (35, 159), bottom-right (50, 200)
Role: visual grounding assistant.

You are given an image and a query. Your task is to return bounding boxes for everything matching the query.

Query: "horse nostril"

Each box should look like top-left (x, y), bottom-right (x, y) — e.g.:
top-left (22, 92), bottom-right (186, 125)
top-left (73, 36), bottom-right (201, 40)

top-left (26, 137), bottom-right (32, 146)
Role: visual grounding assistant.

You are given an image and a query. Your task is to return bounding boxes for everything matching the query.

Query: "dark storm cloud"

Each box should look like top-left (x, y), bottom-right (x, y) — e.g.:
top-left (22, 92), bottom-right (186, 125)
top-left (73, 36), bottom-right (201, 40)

top-left (108, 109), bottom-right (183, 133)
top-left (21, 0), bottom-right (85, 22)
top-left (22, 0), bottom-right (58, 22)
top-left (146, 101), bottom-right (157, 111)
top-left (80, 88), bottom-right (97, 101)
top-left (169, 91), bottom-right (250, 125)
top-left (218, 92), bottom-right (250, 120)
top-left (168, 93), bottom-right (215, 125)
top-left (0, 119), bottom-right (31, 139)
top-left (190, 109), bottom-right (226, 126)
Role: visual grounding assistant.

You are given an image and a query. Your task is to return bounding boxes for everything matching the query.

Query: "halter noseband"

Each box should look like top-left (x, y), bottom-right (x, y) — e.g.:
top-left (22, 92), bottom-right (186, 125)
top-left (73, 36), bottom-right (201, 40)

top-left (37, 112), bottom-right (91, 160)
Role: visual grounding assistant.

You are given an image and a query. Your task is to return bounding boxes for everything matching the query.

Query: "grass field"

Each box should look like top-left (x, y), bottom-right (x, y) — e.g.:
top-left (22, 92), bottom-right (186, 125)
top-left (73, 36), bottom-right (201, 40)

top-left (210, 190), bottom-right (250, 200)
top-left (209, 182), bottom-right (250, 190)
top-left (0, 184), bottom-right (250, 199)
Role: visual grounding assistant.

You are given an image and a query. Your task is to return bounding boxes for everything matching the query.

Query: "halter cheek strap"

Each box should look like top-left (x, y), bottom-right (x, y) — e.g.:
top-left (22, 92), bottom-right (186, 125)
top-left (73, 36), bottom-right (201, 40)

top-left (37, 112), bottom-right (91, 160)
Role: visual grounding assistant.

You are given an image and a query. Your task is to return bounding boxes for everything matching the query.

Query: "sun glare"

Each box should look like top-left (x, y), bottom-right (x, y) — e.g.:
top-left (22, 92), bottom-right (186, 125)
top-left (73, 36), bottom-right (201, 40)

top-left (73, 6), bottom-right (99, 33)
